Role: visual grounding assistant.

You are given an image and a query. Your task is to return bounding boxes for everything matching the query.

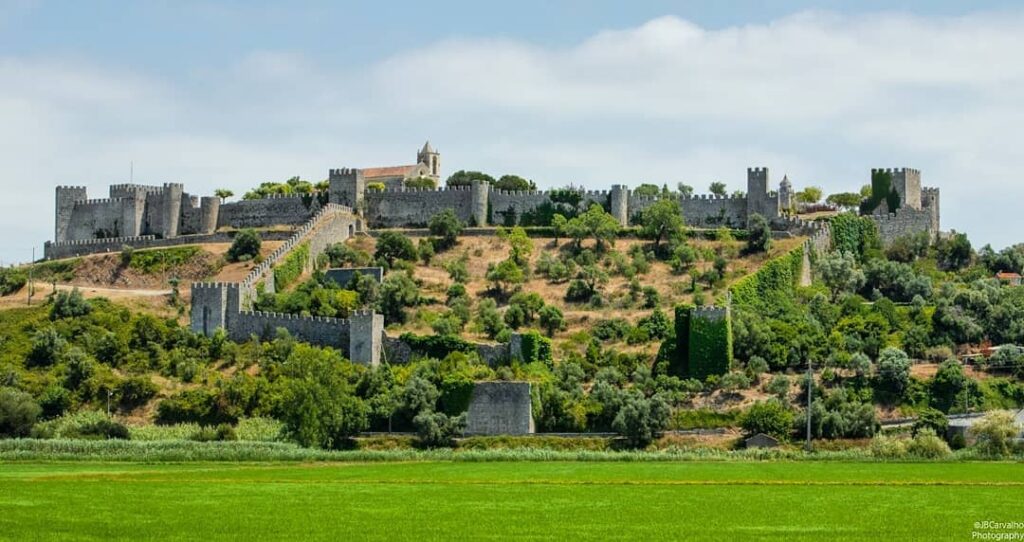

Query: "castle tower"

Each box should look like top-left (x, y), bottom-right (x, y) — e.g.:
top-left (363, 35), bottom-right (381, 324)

top-left (120, 190), bottom-right (146, 237)
top-left (161, 183), bottom-right (184, 238)
top-left (778, 175), bottom-right (793, 213)
top-left (199, 196), bottom-right (221, 234)
top-left (470, 180), bottom-right (490, 226)
top-left (328, 168), bottom-right (365, 212)
top-left (883, 168), bottom-right (922, 211)
top-left (349, 310), bottom-right (383, 366)
top-left (417, 140), bottom-right (441, 180)
top-left (55, 186), bottom-right (87, 243)
top-left (746, 167), bottom-right (779, 222)
top-left (610, 184), bottom-right (630, 227)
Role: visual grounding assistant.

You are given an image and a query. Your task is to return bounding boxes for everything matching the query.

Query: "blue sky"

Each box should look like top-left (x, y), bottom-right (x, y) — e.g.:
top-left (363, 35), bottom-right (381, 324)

top-left (2, 1), bottom-right (1023, 264)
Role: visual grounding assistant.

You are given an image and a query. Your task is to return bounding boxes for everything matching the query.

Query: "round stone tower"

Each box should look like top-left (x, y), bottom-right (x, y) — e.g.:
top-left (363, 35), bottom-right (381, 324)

top-left (610, 184), bottom-right (629, 227)
top-left (199, 196), bottom-right (221, 234)
top-left (470, 180), bottom-right (489, 227)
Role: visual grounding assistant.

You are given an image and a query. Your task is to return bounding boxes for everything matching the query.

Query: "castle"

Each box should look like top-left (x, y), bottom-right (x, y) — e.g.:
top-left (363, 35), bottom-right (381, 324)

top-left (45, 142), bottom-right (942, 366)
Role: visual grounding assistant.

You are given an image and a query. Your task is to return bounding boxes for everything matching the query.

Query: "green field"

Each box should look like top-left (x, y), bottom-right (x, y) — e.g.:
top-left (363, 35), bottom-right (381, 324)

top-left (1, 461), bottom-right (1022, 541)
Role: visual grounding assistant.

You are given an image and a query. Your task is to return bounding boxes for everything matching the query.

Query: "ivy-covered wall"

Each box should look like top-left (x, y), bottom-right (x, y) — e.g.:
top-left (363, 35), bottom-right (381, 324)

top-left (668, 304), bottom-right (732, 380)
top-left (273, 242), bottom-right (310, 291)
top-left (729, 245), bottom-right (804, 308)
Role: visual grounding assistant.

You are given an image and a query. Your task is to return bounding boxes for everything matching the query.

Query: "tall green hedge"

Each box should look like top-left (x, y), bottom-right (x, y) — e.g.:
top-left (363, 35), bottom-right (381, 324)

top-left (518, 330), bottom-right (552, 367)
top-left (274, 242), bottom-right (310, 291)
top-left (398, 333), bottom-right (475, 360)
top-left (729, 246), bottom-right (804, 308)
top-left (830, 213), bottom-right (880, 260)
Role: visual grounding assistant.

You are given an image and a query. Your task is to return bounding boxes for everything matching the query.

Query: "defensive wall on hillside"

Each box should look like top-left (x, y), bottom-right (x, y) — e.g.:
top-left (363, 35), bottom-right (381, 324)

top-left (49, 160), bottom-right (940, 260)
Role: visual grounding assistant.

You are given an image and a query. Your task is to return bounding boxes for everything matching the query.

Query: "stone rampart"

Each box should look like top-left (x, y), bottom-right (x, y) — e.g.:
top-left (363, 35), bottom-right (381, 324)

top-left (465, 382), bottom-right (535, 435)
top-left (217, 195), bottom-right (318, 229)
top-left (364, 186), bottom-right (475, 227)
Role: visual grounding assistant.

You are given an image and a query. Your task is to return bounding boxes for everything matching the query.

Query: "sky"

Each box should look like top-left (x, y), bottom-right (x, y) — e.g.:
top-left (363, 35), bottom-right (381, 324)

top-left (2, 0), bottom-right (1023, 264)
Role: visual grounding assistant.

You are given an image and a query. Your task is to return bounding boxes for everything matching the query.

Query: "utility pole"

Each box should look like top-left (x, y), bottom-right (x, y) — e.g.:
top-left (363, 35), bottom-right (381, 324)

top-left (805, 357), bottom-right (813, 452)
top-left (107, 390), bottom-right (113, 417)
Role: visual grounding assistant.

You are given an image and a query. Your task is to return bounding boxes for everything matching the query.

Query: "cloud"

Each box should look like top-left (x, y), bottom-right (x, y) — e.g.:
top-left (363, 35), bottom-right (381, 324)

top-left (2, 10), bottom-right (1024, 263)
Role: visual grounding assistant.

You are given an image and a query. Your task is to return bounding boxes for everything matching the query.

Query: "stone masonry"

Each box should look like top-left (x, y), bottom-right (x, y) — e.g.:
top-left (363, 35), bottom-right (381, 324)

top-left (465, 382), bottom-right (535, 435)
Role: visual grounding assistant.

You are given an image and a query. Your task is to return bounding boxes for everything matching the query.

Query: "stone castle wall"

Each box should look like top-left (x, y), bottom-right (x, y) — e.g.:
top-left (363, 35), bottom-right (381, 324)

top-left (364, 186), bottom-right (476, 227)
top-left (217, 195), bottom-right (317, 230)
top-left (229, 310), bottom-right (351, 350)
top-left (465, 382), bottom-right (535, 435)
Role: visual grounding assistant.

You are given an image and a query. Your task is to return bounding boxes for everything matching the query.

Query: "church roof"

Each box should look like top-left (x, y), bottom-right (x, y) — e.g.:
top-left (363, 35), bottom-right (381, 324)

top-left (363, 165), bottom-right (419, 179)
top-left (421, 140), bottom-right (435, 154)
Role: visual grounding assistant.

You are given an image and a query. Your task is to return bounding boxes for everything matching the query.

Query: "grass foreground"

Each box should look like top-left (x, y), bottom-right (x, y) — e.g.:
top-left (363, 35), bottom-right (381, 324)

top-left (1, 460), bottom-right (1022, 541)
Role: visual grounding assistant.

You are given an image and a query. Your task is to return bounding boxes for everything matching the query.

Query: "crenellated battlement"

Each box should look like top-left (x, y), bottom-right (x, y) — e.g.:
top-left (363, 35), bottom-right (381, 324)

top-left (46, 234), bottom-right (157, 248)
top-left (871, 167), bottom-right (921, 176)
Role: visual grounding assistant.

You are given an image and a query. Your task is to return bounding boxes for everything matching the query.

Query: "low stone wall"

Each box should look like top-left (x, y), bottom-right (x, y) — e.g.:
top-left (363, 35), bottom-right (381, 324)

top-left (465, 382), bottom-right (535, 435)
top-left (324, 267), bottom-right (383, 287)
top-left (44, 230), bottom-right (296, 260)
top-left (231, 310), bottom-right (351, 350)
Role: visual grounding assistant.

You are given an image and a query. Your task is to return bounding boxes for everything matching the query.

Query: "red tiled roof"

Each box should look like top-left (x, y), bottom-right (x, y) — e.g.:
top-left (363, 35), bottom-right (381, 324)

top-left (996, 272), bottom-right (1022, 280)
top-left (362, 165), bottom-right (418, 179)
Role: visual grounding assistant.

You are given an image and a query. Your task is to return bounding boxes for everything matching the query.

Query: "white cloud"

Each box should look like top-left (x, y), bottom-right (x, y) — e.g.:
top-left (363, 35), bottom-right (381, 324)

top-left (2, 10), bottom-right (1024, 263)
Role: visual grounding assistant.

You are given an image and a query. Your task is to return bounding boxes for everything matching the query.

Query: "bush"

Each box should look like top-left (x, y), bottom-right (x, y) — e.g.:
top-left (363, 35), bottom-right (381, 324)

top-left (375, 232), bottom-right (418, 268)
top-left (428, 209), bottom-right (464, 251)
top-left (413, 411), bottom-right (466, 448)
top-left (869, 433), bottom-right (908, 459)
top-left (50, 288), bottom-right (91, 320)
top-left (740, 400), bottom-right (793, 439)
top-left (906, 428), bottom-right (952, 459)
top-left (227, 229), bottom-right (262, 262)
top-left (274, 242), bottom-right (310, 291)
top-left (612, 393), bottom-right (670, 448)
top-left (30, 411), bottom-right (129, 440)
top-left (0, 387), bottom-right (41, 438)
top-left (192, 423), bottom-right (238, 442)
top-left (746, 213), bottom-right (772, 253)
top-left (0, 267), bottom-right (28, 296)
top-left (236, 417), bottom-right (285, 442)
top-left (970, 411), bottom-right (1019, 457)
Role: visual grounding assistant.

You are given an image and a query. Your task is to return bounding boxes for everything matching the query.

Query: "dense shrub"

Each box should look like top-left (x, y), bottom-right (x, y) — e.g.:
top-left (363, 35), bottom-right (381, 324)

top-left (30, 411), bottom-right (129, 440)
top-left (612, 393), bottom-right (670, 448)
top-left (740, 400), bottom-right (793, 439)
top-left (970, 411), bottom-right (1019, 457)
top-left (274, 242), bottom-right (310, 291)
top-left (227, 229), bottom-right (262, 262)
top-left (50, 288), bottom-right (91, 320)
top-left (414, 411), bottom-right (466, 448)
top-left (906, 428), bottom-right (951, 459)
top-left (0, 387), bottom-right (41, 437)
top-left (428, 209), bottom-right (464, 251)
top-left (0, 268), bottom-right (28, 296)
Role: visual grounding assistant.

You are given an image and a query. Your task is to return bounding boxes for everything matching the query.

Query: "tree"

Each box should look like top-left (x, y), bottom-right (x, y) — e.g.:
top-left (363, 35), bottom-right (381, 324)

top-left (930, 359), bottom-right (967, 412)
top-left (0, 388), bottom-right (41, 438)
top-left (633, 183), bottom-right (661, 197)
top-left (876, 347), bottom-right (911, 396)
top-left (227, 229), bottom-right (261, 262)
top-left (405, 177), bottom-right (436, 189)
top-left (745, 213), bottom-right (772, 254)
top-left (566, 204), bottom-right (620, 250)
top-left (936, 231), bottom-right (972, 271)
top-left (796, 186), bottom-right (823, 204)
top-left (214, 188), bottom-right (234, 202)
top-left (445, 256), bottom-right (470, 284)
top-left (374, 232), bottom-right (417, 268)
top-left (428, 209), bottom-right (464, 250)
top-left (446, 170), bottom-right (495, 187)
top-left (274, 352), bottom-right (368, 449)
top-left (826, 192), bottom-right (863, 209)
top-left (677, 183), bottom-right (694, 197)
top-left (708, 182), bottom-right (727, 197)
top-left (612, 392), bottom-right (670, 448)
top-left (970, 411), bottom-right (1019, 457)
top-left (50, 288), bottom-right (91, 320)
top-left (816, 251), bottom-right (866, 301)
top-left (509, 292), bottom-right (545, 323)
top-left (538, 305), bottom-right (566, 336)
top-left (640, 198), bottom-right (684, 252)
top-left (475, 299), bottom-right (506, 339)
top-left (413, 411), bottom-right (466, 447)
top-left (551, 214), bottom-right (568, 244)
top-left (503, 226), bottom-right (533, 267)
top-left (494, 174), bottom-right (534, 192)
top-left (378, 272), bottom-right (418, 323)
top-left (485, 259), bottom-right (525, 296)
top-left (740, 399), bottom-right (793, 439)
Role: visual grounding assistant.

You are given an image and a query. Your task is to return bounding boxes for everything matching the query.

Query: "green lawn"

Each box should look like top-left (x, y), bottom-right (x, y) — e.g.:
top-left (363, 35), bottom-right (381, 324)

top-left (1, 461), bottom-right (1022, 541)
